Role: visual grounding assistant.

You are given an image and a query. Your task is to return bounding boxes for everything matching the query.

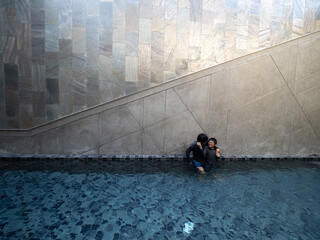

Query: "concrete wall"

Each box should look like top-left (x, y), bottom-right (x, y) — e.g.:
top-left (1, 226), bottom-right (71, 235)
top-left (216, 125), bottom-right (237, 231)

top-left (1, 32), bottom-right (320, 155)
top-left (1, 0), bottom-right (320, 129)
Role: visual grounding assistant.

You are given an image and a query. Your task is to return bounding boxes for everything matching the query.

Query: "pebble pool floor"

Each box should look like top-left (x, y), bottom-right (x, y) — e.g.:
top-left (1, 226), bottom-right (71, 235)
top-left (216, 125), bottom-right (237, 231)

top-left (0, 160), bottom-right (320, 240)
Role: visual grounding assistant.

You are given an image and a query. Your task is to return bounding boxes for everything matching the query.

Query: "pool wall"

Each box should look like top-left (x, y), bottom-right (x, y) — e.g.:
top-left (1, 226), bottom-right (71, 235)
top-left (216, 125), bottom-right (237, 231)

top-left (1, 32), bottom-right (320, 156)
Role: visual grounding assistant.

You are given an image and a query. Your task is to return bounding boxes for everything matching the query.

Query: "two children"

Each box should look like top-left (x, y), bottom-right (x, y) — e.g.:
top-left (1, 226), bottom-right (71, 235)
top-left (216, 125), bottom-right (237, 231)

top-left (186, 133), bottom-right (220, 174)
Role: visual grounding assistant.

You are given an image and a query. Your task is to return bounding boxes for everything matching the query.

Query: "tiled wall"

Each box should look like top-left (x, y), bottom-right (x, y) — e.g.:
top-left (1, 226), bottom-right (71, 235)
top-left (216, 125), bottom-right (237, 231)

top-left (0, 32), bottom-right (320, 155)
top-left (1, 0), bottom-right (320, 129)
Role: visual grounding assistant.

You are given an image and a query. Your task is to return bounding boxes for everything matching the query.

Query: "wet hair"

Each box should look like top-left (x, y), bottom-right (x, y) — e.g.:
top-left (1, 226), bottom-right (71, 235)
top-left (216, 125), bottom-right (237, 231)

top-left (197, 133), bottom-right (208, 143)
top-left (208, 137), bottom-right (217, 145)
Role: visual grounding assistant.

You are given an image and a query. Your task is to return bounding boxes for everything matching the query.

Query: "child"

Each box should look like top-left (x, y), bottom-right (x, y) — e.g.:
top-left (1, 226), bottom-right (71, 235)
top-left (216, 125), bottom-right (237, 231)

top-left (203, 137), bottom-right (221, 171)
top-left (186, 133), bottom-right (208, 174)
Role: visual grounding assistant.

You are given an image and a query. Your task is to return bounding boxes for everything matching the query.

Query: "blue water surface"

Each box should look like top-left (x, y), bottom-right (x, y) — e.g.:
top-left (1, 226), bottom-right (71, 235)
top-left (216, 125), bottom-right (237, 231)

top-left (0, 161), bottom-right (320, 239)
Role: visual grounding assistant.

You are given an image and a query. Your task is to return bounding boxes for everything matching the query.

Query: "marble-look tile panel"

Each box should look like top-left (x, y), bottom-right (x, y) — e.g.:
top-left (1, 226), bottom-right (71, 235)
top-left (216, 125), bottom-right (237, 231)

top-left (18, 51), bottom-right (32, 78)
top-left (59, 67), bottom-right (73, 92)
top-left (225, 11), bottom-right (237, 38)
top-left (31, 37), bottom-right (45, 64)
top-left (139, 18), bottom-right (151, 44)
top-left (46, 104), bottom-right (59, 121)
top-left (112, 43), bottom-right (125, 98)
top-left (100, 2), bottom-right (113, 28)
top-left (33, 91), bottom-right (45, 117)
top-left (20, 104), bottom-right (33, 129)
top-left (189, 21), bottom-right (201, 47)
top-left (4, 63), bottom-right (18, 91)
top-left (3, 36), bottom-right (17, 64)
top-left (45, 0), bottom-right (58, 25)
top-left (86, 16), bottom-right (99, 67)
top-left (176, 33), bottom-right (188, 59)
top-left (72, 0), bottom-right (86, 27)
top-left (86, 92), bottom-right (100, 107)
top-left (164, 20), bottom-right (176, 46)
top-left (201, 10), bottom-right (215, 35)
top-left (16, 0), bottom-right (31, 23)
top-left (113, 0), bottom-right (126, 18)
top-left (86, 0), bottom-right (100, 16)
top-left (45, 25), bottom-right (59, 52)
top-left (46, 78), bottom-right (59, 104)
top-left (177, 8), bottom-right (190, 34)
top-left (152, 5), bottom-right (165, 32)
top-left (126, 3), bottom-right (139, 30)
top-left (86, 67), bottom-right (99, 93)
top-left (59, 39), bottom-right (72, 66)
top-left (59, 92), bottom-right (73, 116)
top-left (178, 0), bottom-right (190, 9)
top-left (16, 23), bottom-right (31, 50)
top-left (72, 27), bottom-right (86, 54)
top-left (59, 12), bottom-right (72, 39)
top-left (164, 0), bottom-right (178, 20)
top-left (32, 65), bottom-right (45, 91)
top-left (125, 56), bottom-right (138, 82)
top-left (31, 10), bottom-right (45, 38)
top-left (164, 45), bottom-right (176, 71)
top-left (190, 0), bottom-right (202, 22)
top-left (99, 80), bottom-right (112, 102)
top-left (140, 0), bottom-right (152, 19)
top-left (58, 0), bottom-right (72, 13)
top-left (72, 53), bottom-right (87, 79)
top-left (31, 0), bottom-right (44, 10)
top-left (98, 55), bottom-right (112, 81)
top-left (72, 76), bottom-right (86, 107)
top-left (0, 0), bottom-right (15, 8)
top-left (45, 52), bottom-right (59, 78)
top-left (175, 58), bottom-right (188, 76)
top-left (99, 28), bottom-right (112, 55)
top-left (151, 57), bottom-right (163, 84)
top-left (151, 31), bottom-right (164, 58)
top-left (138, 44), bottom-right (151, 89)
top-left (113, 25), bottom-right (126, 43)
top-left (189, 46), bottom-right (200, 61)
top-left (5, 90), bottom-right (19, 119)
top-left (201, 34), bottom-right (214, 60)
top-left (125, 81), bottom-right (138, 95)
top-left (126, 30), bottom-right (139, 56)
top-left (2, 8), bottom-right (16, 37)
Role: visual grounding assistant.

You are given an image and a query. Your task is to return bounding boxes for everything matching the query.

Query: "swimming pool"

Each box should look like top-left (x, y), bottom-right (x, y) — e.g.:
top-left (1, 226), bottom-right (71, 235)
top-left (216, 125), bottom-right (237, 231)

top-left (0, 160), bottom-right (319, 239)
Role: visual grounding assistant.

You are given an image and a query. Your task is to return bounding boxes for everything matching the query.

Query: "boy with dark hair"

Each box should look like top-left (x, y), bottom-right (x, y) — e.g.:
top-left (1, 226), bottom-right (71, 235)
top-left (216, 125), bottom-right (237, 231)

top-left (186, 133), bottom-right (208, 174)
top-left (203, 137), bottom-right (221, 171)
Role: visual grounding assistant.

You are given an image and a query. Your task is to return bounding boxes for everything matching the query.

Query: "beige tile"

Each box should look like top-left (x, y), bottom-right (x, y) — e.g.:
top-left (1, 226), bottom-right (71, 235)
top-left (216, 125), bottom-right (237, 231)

top-left (296, 37), bottom-right (320, 80)
top-left (209, 70), bottom-right (230, 135)
top-left (165, 88), bottom-right (187, 118)
top-left (144, 121), bottom-right (166, 153)
top-left (99, 130), bottom-right (143, 155)
top-left (143, 132), bottom-right (162, 155)
top-left (227, 88), bottom-right (287, 155)
top-left (164, 111), bottom-right (203, 154)
top-left (126, 98), bottom-right (144, 126)
top-left (99, 106), bottom-right (140, 145)
top-left (143, 91), bottom-right (166, 127)
top-left (296, 84), bottom-right (320, 137)
top-left (60, 115), bottom-right (99, 154)
top-left (175, 75), bottom-right (210, 132)
top-left (229, 56), bottom-right (285, 110)
top-left (288, 125), bottom-right (320, 155)
top-left (271, 47), bottom-right (290, 83)
top-left (295, 70), bottom-right (320, 94)
top-left (0, 136), bottom-right (37, 154)
top-left (37, 128), bottom-right (60, 154)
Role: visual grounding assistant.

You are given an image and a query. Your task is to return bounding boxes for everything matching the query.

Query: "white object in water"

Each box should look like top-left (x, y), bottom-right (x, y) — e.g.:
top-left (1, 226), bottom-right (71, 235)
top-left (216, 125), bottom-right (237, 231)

top-left (183, 221), bottom-right (194, 234)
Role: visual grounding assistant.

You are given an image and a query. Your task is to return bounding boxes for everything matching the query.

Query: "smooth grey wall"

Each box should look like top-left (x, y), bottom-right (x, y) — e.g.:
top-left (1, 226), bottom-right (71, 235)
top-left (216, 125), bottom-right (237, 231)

top-left (1, 32), bottom-right (320, 155)
top-left (1, 0), bottom-right (320, 129)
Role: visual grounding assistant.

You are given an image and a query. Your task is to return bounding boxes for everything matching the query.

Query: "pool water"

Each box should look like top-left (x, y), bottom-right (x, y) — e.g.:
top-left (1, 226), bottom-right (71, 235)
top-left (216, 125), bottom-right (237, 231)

top-left (0, 161), bottom-right (320, 239)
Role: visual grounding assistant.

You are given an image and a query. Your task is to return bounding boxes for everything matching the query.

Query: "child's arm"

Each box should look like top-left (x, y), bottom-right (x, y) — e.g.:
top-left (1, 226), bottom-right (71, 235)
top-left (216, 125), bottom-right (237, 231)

top-left (216, 148), bottom-right (221, 158)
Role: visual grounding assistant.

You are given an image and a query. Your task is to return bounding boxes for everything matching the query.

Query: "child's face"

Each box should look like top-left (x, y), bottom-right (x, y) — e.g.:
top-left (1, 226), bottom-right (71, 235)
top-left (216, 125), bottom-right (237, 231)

top-left (208, 140), bottom-right (215, 149)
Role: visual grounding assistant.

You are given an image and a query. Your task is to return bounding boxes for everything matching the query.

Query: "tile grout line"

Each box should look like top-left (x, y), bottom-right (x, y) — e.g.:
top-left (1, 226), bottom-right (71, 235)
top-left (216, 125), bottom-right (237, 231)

top-left (270, 54), bottom-right (320, 141)
top-left (173, 85), bottom-right (206, 134)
